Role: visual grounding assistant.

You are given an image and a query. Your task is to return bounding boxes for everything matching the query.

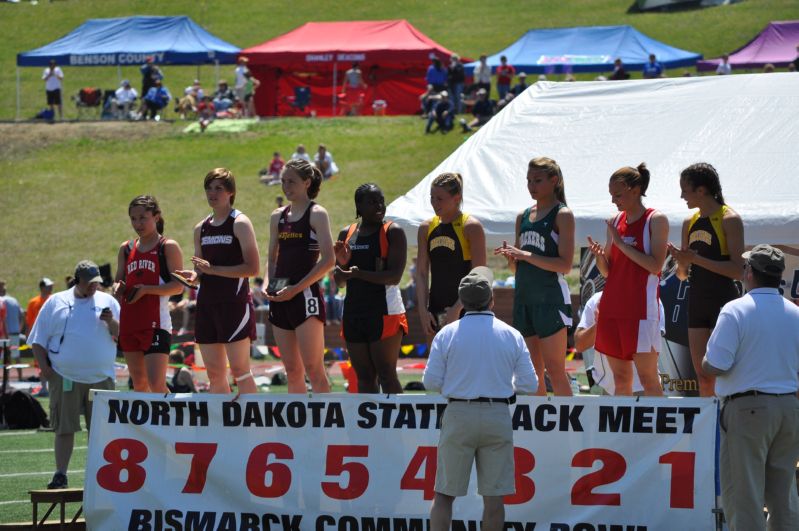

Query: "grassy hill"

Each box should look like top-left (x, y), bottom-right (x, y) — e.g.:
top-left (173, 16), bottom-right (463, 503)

top-left (1, 0), bottom-right (799, 302)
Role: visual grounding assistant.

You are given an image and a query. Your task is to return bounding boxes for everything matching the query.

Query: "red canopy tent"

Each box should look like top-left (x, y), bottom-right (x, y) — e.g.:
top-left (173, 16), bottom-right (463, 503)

top-left (241, 20), bottom-right (457, 117)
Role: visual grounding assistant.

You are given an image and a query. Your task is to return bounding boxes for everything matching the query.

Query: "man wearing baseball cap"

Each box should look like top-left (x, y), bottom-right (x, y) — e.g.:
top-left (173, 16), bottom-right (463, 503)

top-left (28, 260), bottom-right (120, 489)
top-left (423, 266), bottom-right (537, 531)
top-left (703, 244), bottom-right (799, 529)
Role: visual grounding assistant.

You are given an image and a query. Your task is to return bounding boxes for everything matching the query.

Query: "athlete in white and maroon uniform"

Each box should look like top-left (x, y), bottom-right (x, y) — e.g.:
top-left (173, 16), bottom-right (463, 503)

top-left (114, 195), bottom-right (185, 393)
top-left (175, 168), bottom-right (261, 395)
top-left (588, 163), bottom-right (668, 396)
top-left (265, 159), bottom-right (335, 394)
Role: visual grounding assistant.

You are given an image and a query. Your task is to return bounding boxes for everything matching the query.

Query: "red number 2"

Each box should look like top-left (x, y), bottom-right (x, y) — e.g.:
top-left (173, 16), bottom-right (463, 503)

top-left (175, 442), bottom-right (218, 494)
top-left (571, 448), bottom-right (626, 506)
top-left (96, 438), bottom-right (148, 493)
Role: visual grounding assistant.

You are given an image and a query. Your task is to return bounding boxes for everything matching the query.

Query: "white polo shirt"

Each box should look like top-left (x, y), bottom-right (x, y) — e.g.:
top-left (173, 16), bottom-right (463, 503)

top-left (705, 287), bottom-right (799, 397)
top-left (423, 311), bottom-right (537, 399)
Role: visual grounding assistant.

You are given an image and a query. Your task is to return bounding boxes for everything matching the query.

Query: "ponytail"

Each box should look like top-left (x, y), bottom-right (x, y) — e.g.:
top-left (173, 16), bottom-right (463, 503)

top-left (284, 158), bottom-right (323, 199)
top-left (610, 162), bottom-right (650, 197)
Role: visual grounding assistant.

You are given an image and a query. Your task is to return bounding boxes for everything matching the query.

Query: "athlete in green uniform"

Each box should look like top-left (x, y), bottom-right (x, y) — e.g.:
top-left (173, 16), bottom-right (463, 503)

top-left (417, 172), bottom-right (486, 342)
top-left (668, 163), bottom-right (744, 397)
top-left (496, 157), bottom-right (575, 396)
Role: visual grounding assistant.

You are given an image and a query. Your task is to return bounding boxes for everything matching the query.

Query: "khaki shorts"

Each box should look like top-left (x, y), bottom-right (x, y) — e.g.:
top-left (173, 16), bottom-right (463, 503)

top-left (49, 372), bottom-right (115, 435)
top-left (435, 401), bottom-right (515, 497)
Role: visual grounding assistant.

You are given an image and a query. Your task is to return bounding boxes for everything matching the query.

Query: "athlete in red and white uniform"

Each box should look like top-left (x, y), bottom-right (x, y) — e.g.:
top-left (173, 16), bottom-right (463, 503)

top-left (175, 168), bottom-right (260, 395)
top-left (588, 163), bottom-right (668, 396)
top-left (113, 195), bottom-right (185, 393)
top-left (265, 159), bottom-right (335, 394)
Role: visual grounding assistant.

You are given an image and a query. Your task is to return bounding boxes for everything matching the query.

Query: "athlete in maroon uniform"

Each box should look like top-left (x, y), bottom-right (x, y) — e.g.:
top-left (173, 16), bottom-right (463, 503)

top-left (265, 159), bottom-right (334, 393)
top-left (175, 168), bottom-right (260, 395)
top-left (113, 195), bottom-right (185, 393)
top-left (588, 163), bottom-right (668, 396)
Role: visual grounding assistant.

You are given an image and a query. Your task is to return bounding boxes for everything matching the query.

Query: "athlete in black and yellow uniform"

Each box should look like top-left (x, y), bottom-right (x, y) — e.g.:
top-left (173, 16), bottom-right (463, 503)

top-left (416, 172), bottom-right (486, 340)
top-left (669, 163), bottom-right (744, 397)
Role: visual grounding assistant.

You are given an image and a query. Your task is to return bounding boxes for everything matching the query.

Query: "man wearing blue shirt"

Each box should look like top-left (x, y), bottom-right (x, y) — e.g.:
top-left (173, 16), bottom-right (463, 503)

top-left (642, 54), bottom-right (664, 79)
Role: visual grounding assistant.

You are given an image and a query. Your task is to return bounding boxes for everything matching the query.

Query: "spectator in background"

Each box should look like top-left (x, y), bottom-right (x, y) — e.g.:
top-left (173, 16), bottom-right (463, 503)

top-left (42, 59), bottom-right (64, 120)
top-left (252, 278), bottom-right (268, 310)
top-left (510, 72), bottom-right (528, 96)
top-left (643, 54), bottom-right (664, 79)
top-left (473, 54), bottom-right (492, 96)
top-left (291, 144), bottom-right (311, 162)
top-left (175, 80), bottom-right (203, 119)
top-left (0, 279), bottom-right (23, 380)
top-left (113, 80), bottom-right (138, 119)
top-left (495, 55), bottom-right (516, 100)
top-left (142, 79), bottom-right (171, 121)
top-left (234, 57), bottom-right (251, 104)
top-left (167, 350), bottom-right (197, 393)
top-left (460, 88), bottom-right (495, 132)
top-left (26, 278), bottom-right (54, 333)
top-left (322, 270), bottom-right (342, 325)
top-left (259, 152), bottom-right (285, 185)
top-left (140, 56), bottom-right (162, 100)
top-left (447, 54), bottom-right (465, 114)
top-left (197, 95), bottom-right (215, 132)
top-left (763, 63), bottom-right (776, 73)
top-left (426, 56), bottom-right (448, 92)
top-left (314, 144), bottom-right (339, 180)
top-left (212, 80), bottom-right (236, 113)
top-left (343, 62), bottom-right (366, 93)
top-left (792, 44), bottom-right (799, 72)
top-left (419, 84), bottom-right (439, 118)
top-left (610, 58), bottom-right (630, 80)
top-left (28, 261), bottom-right (119, 489)
top-left (715, 54), bottom-right (732, 75)
top-left (425, 91), bottom-right (454, 134)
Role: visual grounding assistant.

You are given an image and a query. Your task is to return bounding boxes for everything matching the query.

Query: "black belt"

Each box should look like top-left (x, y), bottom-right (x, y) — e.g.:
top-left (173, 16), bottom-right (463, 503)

top-left (449, 396), bottom-right (515, 405)
top-left (726, 390), bottom-right (796, 401)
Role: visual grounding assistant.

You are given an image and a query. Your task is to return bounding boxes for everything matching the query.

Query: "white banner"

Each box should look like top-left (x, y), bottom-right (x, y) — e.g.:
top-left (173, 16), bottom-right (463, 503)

top-left (85, 393), bottom-right (718, 530)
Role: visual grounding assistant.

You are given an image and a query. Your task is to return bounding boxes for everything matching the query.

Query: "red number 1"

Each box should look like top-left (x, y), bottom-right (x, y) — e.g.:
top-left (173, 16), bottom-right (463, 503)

top-left (659, 451), bottom-right (695, 508)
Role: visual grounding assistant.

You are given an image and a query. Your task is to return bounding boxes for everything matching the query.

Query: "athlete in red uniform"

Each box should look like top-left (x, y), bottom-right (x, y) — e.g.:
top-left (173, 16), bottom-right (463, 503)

top-left (175, 168), bottom-right (260, 395)
top-left (113, 195), bottom-right (185, 393)
top-left (335, 183), bottom-right (408, 394)
top-left (265, 159), bottom-right (335, 393)
top-left (588, 163), bottom-right (668, 396)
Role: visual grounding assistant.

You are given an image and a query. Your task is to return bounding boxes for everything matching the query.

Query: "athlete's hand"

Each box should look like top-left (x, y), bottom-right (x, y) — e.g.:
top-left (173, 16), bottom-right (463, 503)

top-left (587, 236), bottom-right (605, 258)
top-left (606, 220), bottom-right (623, 247)
top-left (335, 265), bottom-right (360, 280)
top-left (495, 243), bottom-right (529, 263)
top-left (174, 270), bottom-right (199, 285)
top-left (419, 307), bottom-right (437, 337)
top-left (190, 256), bottom-right (213, 275)
top-left (127, 284), bottom-right (147, 304)
top-left (333, 240), bottom-right (352, 266)
top-left (112, 280), bottom-right (126, 302)
top-left (667, 243), bottom-right (695, 266)
top-left (266, 284), bottom-right (298, 302)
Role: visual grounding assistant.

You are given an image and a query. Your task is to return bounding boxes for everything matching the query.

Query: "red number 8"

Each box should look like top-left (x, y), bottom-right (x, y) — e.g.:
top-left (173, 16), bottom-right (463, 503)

top-left (96, 438), bottom-right (148, 493)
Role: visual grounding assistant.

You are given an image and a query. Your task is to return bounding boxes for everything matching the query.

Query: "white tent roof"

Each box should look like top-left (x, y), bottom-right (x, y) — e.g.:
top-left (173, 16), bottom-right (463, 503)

top-left (386, 73), bottom-right (799, 247)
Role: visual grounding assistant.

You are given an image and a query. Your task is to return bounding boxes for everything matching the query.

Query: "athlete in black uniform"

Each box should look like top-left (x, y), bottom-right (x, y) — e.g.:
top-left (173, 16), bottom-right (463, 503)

top-left (668, 163), bottom-right (744, 396)
top-left (335, 184), bottom-right (407, 393)
top-left (416, 172), bottom-right (486, 342)
top-left (264, 159), bottom-right (335, 394)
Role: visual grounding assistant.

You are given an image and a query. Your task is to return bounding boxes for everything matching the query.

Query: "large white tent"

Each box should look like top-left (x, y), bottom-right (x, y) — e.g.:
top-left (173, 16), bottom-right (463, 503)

top-left (386, 73), bottom-right (799, 248)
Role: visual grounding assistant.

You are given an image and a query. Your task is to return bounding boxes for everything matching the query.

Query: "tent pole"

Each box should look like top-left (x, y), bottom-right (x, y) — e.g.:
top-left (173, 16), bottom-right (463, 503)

top-left (332, 61), bottom-right (338, 116)
top-left (117, 65), bottom-right (122, 84)
top-left (197, 65), bottom-right (200, 81)
top-left (215, 60), bottom-right (219, 85)
top-left (16, 67), bottom-right (21, 121)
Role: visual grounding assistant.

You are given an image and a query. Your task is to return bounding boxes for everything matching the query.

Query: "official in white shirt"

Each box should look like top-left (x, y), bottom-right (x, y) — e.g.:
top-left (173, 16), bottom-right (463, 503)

top-left (703, 244), bottom-right (799, 531)
top-left (424, 266), bottom-right (537, 531)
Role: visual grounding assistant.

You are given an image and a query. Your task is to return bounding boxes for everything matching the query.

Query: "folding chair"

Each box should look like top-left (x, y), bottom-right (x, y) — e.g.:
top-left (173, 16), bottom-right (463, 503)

top-left (74, 87), bottom-right (102, 120)
top-left (285, 86), bottom-right (311, 115)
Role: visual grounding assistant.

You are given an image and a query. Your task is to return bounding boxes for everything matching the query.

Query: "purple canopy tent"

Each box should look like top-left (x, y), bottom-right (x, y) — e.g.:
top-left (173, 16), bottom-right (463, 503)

top-left (697, 20), bottom-right (799, 71)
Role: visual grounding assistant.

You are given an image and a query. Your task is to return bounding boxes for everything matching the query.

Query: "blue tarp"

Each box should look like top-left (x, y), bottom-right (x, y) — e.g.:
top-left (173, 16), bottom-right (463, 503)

top-left (464, 25), bottom-right (701, 75)
top-left (17, 16), bottom-right (240, 67)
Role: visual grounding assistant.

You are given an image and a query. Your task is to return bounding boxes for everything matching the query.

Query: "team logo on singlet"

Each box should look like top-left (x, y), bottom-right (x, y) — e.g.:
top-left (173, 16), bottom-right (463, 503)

top-left (622, 236), bottom-right (637, 246)
top-left (349, 243), bottom-right (370, 250)
top-left (520, 230), bottom-right (546, 252)
top-left (127, 259), bottom-right (156, 274)
top-left (278, 232), bottom-right (303, 240)
top-left (689, 230), bottom-right (713, 246)
top-left (201, 235), bottom-right (234, 245)
top-left (429, 235), bottom-right (455, 251)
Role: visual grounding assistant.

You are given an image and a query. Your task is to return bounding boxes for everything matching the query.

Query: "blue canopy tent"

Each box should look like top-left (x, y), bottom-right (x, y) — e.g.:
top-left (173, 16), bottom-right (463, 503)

top-left (464, 25), bottom-right (701, 76)
top-left (16, 15), bottom-right (240, 118)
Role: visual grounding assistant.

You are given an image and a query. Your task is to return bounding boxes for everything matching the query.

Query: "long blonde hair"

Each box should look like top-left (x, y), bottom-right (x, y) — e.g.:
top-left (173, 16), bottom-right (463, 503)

top-left (529, 157), bottom-right (566, 205)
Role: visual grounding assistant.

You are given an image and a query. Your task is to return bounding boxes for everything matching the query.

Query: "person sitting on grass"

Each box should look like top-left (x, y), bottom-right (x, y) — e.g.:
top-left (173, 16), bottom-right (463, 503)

top-left (259, 152), bottom-right (285, 185)
top-left (425, 90), bottom-right (454, 134)
top-left (460, 88), bottom-right (495, 132)
top-left (314, 144), bottom-right (339, 180)
top-left (167, 349), bottom-right (197, 393)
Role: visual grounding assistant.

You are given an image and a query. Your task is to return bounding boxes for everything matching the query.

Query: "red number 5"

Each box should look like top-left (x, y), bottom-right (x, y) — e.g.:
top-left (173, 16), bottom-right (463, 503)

top-left (321, 445), bottom-right (369, 500)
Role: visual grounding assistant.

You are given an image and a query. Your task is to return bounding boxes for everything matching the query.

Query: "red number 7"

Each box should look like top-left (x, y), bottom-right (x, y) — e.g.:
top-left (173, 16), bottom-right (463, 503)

top-left (175, 442), bottom-right (218, 494)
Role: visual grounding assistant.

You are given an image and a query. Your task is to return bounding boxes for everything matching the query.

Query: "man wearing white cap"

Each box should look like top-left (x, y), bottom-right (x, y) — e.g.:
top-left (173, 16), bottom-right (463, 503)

top-left (703, 245), bottom-right (799, 530)
top-left (28, 261), bottom-right (119, 489)
top-left (113, 79), bottom-right (138, 119)
top-left (424, 266), bottom-right (537, 531)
